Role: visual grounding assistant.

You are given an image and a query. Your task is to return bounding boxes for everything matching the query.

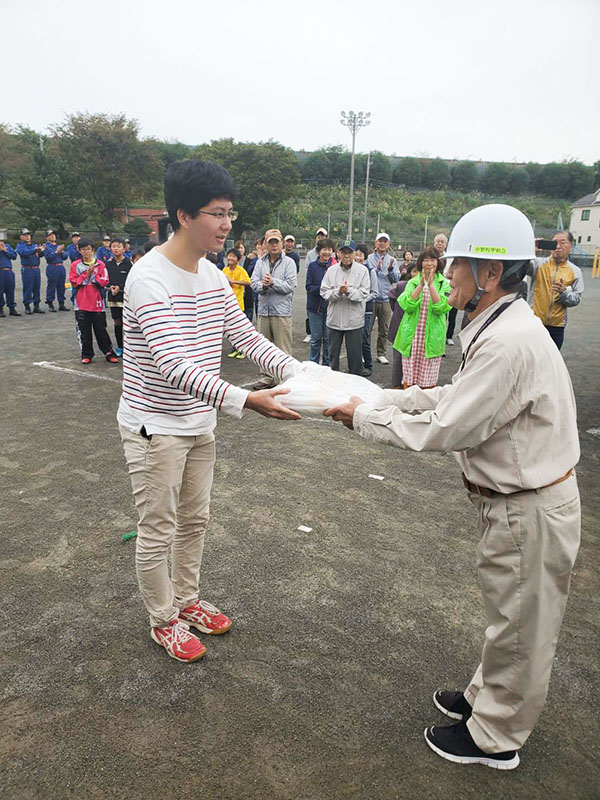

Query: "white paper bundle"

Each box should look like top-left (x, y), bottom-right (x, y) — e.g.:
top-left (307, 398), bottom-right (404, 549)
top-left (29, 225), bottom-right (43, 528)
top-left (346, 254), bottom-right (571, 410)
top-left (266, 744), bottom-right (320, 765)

top-left (278, 362), bottom-right (385, 415)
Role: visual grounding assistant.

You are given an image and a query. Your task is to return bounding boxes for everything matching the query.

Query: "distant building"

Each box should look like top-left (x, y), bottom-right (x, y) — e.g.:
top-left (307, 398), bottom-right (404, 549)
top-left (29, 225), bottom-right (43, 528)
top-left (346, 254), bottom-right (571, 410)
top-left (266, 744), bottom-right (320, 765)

top-left (569, 188), bottom-right (600, 251)
top-left (114, 206), bottom-right (167, 235)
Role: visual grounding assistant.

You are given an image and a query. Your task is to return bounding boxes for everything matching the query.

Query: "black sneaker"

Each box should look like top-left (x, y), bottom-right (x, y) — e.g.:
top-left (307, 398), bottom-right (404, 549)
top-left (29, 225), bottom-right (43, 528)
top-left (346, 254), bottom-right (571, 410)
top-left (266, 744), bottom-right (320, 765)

top-left (433, 690), bottom-right (472, 720)
top-left (24, 304), bottom-right (32, 315)
top-left (47, 301), bottom-right (56, 312)
top-left (424, 720), bottom-right (519, 770)
top-left (9, 307), bottom-right (21, 316)
top-left (0, 308), bottom-right (5, 317)
top-left (33, 304), bottom-right (45, 314)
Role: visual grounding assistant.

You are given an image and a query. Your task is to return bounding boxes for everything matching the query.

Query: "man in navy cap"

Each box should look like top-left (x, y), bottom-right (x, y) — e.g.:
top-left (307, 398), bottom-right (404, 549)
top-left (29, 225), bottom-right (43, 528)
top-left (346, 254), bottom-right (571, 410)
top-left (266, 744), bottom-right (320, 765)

top-left (43, 229), bottom-right (69, 311)
top-left (16, 228), bottom-right (44, 314)
top-left (0, 237), bottom-right (21, 317)
top-left (67, 232), bottom-right (82, 263)
top-left (319, 239), bottom-right (370, 375)
top-left (97, 235), bottom-right (112, 264)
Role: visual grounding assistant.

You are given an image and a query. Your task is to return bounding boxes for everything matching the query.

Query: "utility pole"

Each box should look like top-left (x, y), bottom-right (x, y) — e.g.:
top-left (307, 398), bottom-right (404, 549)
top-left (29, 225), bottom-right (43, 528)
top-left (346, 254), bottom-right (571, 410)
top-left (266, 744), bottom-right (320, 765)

top-left (362, 152), bottom-right (371, 242)
top-left (423, 215), bottom-right (429, 248)
top-left (340, 110), bottom-right (371, 237)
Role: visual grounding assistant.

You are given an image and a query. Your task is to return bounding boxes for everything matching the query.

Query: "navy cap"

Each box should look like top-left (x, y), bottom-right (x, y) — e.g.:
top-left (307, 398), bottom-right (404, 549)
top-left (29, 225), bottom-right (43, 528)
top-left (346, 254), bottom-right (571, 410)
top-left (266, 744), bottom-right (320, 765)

top-left (338, 239), bottom-right (356, 251)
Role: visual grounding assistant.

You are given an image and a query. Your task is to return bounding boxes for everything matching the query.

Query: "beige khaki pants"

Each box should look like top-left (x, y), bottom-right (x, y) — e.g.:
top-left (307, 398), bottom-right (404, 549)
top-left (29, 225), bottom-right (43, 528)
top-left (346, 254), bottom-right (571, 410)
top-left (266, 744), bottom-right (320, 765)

top-left (371, 302), bottom-right (391, 357)
top-left (119, 425), bottom-right (216, 628)
top-left (258, 315), bottom-right (293, 383)
top-left (464, 474), bottom-right (580, 753)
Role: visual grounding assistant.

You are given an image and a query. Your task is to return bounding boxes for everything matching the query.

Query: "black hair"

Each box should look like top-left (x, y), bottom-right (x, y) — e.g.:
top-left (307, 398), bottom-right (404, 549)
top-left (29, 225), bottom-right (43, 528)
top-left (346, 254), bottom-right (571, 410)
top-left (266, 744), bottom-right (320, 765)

top-left (416, 247), bottom-right (443, 273)
top-left (205, 252), bottom-right (219, 264)
top-left (355, 243), bottom-right (370, 260)
top-left (78, 237), bottom-right (93, 249)
top-left (227, 248), bottom-right (241, 260)
top-left (555, 230), bottom-right (574, 245)
top-left (403, 249), bottom-right (413, 260)
top-left (143, 240), bottom-right (158, 253)
top-left (316, 237), bottom-right (335, 253)
top-left (255, 236), bottom-right (264, 246)
top-left (132, 248), bottom-right (144, 261)
top-left (164, 159), bottom-right (236, 232)
top-left (111, 237), bottom-right (125, 246)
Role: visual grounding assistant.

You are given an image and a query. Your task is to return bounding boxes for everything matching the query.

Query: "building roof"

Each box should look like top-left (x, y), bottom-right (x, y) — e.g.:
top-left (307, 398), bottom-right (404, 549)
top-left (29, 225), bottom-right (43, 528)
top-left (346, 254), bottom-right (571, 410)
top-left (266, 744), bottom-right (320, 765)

top-left (571, 188), bottom-right (600, 208)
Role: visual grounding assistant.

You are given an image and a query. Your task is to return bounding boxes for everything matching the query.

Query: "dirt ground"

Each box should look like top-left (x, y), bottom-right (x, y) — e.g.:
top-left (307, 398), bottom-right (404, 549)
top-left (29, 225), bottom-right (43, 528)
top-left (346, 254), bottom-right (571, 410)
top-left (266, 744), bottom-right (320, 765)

top-left (1, 263), bottom-right (599, 800)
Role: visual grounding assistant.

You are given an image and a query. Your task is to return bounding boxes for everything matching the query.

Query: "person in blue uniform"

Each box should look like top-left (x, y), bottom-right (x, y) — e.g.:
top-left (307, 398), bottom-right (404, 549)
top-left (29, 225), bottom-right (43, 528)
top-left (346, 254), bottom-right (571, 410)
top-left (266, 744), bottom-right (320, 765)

top-left (97, 235), bottom-right (112, 264)
top-left (124, 239), bottom-right (133, 260)
top-left (16, 228), bottom-right (44, 314)
top-left (0, 239), bottom-right (21, 316)
top-left (43, 229), bottom-right (69, 311)
top-left (67, 232), bottom-right (81, 263)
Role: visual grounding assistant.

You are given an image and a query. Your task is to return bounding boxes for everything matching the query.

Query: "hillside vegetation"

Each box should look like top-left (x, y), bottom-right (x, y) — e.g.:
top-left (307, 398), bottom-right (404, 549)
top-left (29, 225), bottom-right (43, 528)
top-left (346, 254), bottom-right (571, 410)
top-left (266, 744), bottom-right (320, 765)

top-left (275, 183), bottom-right (571, 248)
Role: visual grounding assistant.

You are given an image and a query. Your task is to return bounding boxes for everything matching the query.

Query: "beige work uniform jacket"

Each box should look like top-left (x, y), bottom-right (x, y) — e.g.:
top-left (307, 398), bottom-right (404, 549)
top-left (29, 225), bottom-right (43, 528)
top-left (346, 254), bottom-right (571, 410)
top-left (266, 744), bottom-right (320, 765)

top-left (353, 294), bottom-right (579, 493)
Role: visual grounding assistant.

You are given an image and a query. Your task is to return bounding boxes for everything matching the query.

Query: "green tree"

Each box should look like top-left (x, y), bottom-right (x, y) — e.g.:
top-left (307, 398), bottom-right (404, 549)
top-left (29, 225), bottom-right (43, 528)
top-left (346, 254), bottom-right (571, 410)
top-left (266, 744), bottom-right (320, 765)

top-left (54, 113), bottom-right (162, 223)
top-left (147, 139), bottom-right (193, 168)
top-left (16, 136), bottom-right (89, 235)
top-left (301, 149), bottom-right (334, 180)
top-left (194, 138), bottom-right (301, 235)
top-left (594, 160), bottom-right (600, 191)
top-left (423, 158), bottom-right (451, 189)
top-left (369, 151), bottom-right (392, 183)
top-left (124, 217), bottom-right (153, 236)
top-left (507, 167), bottom-right (530, 195)
top-left (481, 162), bottom-right (512, 194)
top-left (451, 160), bottom-right (478, 192)
top-left (393, 157), bottom-right (423, 187)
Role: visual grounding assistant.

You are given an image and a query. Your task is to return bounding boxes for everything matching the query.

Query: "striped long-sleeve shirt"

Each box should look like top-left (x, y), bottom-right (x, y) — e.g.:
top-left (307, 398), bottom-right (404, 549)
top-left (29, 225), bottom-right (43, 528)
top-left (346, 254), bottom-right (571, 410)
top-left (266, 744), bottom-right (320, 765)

top-left (117, 249), bottom-right (297, 435)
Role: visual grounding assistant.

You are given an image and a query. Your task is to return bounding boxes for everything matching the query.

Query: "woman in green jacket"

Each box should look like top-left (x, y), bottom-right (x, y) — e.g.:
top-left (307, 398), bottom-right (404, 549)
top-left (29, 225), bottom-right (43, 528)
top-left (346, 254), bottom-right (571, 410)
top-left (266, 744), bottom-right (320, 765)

top-left (394, 247), bottom-right (451, 388)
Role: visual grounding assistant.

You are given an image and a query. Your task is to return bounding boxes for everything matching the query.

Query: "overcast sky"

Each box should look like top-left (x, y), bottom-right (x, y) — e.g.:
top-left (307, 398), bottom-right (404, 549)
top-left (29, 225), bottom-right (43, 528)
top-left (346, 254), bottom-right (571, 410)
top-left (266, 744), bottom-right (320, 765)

top-left (5, 0), bottom-right (598, 165)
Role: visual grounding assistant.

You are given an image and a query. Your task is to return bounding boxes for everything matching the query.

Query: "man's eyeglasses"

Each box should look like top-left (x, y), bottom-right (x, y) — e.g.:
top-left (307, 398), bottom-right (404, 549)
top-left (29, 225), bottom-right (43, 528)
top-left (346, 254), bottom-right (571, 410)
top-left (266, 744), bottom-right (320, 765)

top-left (197, 209), bottom-right (239, 221)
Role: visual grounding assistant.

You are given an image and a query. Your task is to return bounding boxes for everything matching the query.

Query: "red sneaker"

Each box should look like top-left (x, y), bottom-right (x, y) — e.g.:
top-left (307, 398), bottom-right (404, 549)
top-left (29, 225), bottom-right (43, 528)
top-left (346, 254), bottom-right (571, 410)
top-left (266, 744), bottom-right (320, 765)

top-left (81, 357), bottom-right (92, 364)
top-left (179, 600), bottom-right (232, 634)
top-left (106, 353), bottom-right (119, 363)
top-left (150, 619), bottom-right (206, 662)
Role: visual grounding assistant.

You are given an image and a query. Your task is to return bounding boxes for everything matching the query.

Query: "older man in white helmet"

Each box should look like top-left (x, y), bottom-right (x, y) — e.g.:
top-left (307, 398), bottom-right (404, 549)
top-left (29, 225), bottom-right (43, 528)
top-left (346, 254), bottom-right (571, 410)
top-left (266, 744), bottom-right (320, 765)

top-left (325, 204), bottom-right (580, 770)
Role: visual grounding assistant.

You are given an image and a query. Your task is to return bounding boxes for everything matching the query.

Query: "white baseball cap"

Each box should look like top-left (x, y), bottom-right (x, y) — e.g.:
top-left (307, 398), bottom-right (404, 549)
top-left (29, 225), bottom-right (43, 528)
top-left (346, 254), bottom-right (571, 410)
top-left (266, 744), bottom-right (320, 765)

top-left (376, 232), bottom-right (390, 241)
top-left (284, 234), bottom-right (295, 242)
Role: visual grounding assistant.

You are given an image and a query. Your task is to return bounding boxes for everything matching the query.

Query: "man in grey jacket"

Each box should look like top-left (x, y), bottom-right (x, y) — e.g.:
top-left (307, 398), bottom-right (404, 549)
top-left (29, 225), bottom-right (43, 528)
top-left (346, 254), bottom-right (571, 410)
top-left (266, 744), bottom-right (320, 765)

top-left (251, 228), bottom-right (297, 389)
top-left (320, 239), bottom-right (370, 375)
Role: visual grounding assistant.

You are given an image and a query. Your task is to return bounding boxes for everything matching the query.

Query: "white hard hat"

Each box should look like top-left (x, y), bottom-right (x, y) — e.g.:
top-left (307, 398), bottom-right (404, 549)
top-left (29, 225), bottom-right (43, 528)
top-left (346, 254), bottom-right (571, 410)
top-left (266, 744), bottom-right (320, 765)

top-left (445, 204), bottom-right (535, 262)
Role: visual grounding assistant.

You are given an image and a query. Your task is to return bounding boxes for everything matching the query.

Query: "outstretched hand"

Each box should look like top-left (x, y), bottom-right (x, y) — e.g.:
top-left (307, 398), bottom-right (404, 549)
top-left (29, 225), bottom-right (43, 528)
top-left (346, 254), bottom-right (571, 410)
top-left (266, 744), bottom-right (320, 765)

top-left (323, 396), bottom-right (365, 429)
top-left (245, 387), bottom-right (302, 420)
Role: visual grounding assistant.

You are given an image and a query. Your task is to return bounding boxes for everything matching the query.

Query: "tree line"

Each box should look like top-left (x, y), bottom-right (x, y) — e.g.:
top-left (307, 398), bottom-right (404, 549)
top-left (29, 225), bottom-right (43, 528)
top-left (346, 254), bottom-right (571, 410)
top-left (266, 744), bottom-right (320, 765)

top-left (301, 146), bottom-right (597, 200)
top-left (0, 113), bottom-right (597, 239)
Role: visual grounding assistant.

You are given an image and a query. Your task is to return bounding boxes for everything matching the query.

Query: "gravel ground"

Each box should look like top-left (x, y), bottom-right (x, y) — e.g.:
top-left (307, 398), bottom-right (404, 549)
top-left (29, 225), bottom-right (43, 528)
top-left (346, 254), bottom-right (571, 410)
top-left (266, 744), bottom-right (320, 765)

top-left (1, 263), bottom-right (598, 800)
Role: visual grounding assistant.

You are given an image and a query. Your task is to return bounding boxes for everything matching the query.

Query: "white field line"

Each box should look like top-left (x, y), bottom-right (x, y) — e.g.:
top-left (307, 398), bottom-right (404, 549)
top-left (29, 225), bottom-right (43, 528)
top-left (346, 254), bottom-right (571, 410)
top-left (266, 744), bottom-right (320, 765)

top-left (33, 361), bottom-right (121, 384)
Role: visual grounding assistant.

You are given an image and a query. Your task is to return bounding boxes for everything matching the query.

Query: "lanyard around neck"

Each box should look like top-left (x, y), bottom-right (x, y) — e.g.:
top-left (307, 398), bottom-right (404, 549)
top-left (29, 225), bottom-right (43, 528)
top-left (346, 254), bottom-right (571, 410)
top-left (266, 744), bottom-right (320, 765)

top-left (459, 300), bottom-right (514, 372)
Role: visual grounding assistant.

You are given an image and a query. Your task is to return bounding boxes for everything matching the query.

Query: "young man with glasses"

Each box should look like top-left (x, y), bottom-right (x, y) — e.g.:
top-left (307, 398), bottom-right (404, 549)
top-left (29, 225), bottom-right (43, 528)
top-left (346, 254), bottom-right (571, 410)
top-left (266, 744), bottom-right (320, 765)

top-left (118, 159), bottom-right (301, 663)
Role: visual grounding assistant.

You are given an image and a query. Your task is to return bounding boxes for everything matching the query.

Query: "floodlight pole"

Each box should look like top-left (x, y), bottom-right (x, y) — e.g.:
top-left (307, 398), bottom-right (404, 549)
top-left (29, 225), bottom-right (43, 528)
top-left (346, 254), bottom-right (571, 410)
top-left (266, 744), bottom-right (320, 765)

top-left (340, 110), bottom-right (371, 238)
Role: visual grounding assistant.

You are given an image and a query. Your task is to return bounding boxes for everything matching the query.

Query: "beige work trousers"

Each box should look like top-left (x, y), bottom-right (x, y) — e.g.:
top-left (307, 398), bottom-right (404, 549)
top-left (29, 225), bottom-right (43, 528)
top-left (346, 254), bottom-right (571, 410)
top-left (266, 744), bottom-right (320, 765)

top-left (464, 474), bottom-right (580, 753)
top-left (258, 315), bottom-right (293, 383)
top-left (119, 425), bottom-right (216, 628)
top-left (371, 302), bottom-right (392, 357)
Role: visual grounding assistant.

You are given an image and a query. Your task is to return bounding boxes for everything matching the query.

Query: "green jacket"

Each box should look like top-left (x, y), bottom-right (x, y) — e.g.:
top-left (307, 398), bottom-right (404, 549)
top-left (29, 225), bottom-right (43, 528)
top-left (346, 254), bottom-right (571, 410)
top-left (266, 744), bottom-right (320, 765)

top-left (393, 272), bottom-right (452, 358)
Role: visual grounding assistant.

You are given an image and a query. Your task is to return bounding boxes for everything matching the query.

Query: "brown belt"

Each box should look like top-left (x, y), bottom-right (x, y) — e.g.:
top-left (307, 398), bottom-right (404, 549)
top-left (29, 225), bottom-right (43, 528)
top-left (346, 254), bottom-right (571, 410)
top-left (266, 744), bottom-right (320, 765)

top-left (462, 469), bottom-right (573, 498)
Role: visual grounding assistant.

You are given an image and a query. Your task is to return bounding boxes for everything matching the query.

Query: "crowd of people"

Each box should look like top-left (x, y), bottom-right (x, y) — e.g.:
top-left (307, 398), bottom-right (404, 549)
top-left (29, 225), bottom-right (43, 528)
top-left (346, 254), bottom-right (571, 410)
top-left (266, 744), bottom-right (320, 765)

top-left (0, 218), bottom-right (585, 386)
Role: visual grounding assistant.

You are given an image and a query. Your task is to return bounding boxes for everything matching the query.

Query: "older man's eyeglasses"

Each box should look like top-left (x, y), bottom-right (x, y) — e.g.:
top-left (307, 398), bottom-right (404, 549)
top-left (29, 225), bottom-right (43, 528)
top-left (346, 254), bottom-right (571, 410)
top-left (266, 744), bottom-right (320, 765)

top-left (197, 209), bottom-right (239, 221)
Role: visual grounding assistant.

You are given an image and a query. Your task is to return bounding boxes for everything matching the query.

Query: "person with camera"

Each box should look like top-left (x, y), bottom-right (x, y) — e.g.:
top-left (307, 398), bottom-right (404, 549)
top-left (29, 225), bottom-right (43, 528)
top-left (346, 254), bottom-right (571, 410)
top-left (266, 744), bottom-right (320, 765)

top-left (529, 230), bottom-right (584, 350)
top-left (325, 204), bottom-right (580, 771)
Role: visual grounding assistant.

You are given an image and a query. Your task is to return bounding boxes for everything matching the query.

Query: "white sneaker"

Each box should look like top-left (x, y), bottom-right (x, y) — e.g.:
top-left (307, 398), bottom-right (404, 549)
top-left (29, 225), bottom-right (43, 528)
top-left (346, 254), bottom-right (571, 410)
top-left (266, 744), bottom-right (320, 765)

top-left (303, 334), bottom-right (311, 343)
top-left (447, 338), bottom-right (455, 345)
top-left (376, 355), bottom-right (389, 364)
